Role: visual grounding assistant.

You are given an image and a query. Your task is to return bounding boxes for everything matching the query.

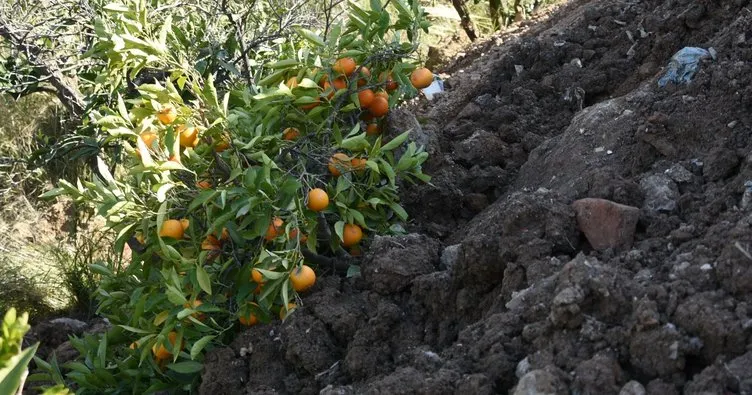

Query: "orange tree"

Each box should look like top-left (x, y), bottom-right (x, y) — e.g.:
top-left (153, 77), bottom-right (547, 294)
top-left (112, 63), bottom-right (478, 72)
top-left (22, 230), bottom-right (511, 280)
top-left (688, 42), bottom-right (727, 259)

top-left (34, 0), bottom-right (432, 392)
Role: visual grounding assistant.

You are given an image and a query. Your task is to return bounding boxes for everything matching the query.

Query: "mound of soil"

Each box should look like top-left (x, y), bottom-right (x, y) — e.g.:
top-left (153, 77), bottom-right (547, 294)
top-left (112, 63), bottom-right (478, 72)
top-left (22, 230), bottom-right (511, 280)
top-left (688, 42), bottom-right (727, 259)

top-left (198, 0), bottom-right (752, 393)
top-left (28, 0), bottom-right (752, 393)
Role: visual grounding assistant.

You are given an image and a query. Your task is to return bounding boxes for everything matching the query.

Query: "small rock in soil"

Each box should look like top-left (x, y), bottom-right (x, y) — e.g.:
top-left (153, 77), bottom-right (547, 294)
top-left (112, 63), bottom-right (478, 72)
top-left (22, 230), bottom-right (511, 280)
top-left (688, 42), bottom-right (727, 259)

top-left (440, 244), bottom-right (460, 271)
top-left (703, 147), bottom-right (740, 181)
top-left (664, 164), bottom-right (694, 183)
top-left (619, 380), bottom-right (647, 395)
top-left (512, 366), bottom-right (569, 395)
top-left (571, 198), bottom-right (640, 251)
top-left (640, 174), bottom-right (679, 213)
top-left (361, 233), bottom-right (440, 294)
top-left (452, 129), bottom-right (508, 167)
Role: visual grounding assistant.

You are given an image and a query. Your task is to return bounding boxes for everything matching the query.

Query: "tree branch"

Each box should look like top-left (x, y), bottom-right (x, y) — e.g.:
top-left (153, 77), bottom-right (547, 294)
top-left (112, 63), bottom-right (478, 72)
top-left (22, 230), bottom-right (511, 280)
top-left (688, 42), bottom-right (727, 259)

top-left (0, 19), bottom-right (86, 119)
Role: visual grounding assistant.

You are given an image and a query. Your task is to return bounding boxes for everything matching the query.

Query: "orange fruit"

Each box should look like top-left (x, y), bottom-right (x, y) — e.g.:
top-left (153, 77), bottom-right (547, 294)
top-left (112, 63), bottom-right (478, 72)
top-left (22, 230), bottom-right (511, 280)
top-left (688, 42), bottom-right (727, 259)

top-left (265, 217), bottom-right (284, 241)
top-left (180, 218), bottom-right (190, 231)
top-left (129, 342), bottom-right (138, 350)
top-left (300, 97), bottom-right (321, 111)
top-left (239, 303), bottom-right (259, 326)
top-left (279, 303), bottom-right (297, 320)
top-left (215, 138), bottom-right (230, 152)
top-left (332, 77), bottom-right (348, 91)
top-left (342, 223), bottom-right (363, 247)
top-left (350, 157), bottom-right (367, 172)
top-left (159, 219), bottom-right (184, 239)
top-left (307, 188), bottom-right (329, 212)
top-left (380, 72), bottom-right (398, 92)
top-left (183, 299), bottom-right (205, 321)
top-left (290, 265), bottom-right (316, 292)
top-left (201, 235), bottom-right (221, 250)
top-left (333, 57), bottom-right (356, 76)
top-left (251, 268), bottom-right (265, 284)
top-left (157, 105), bottom-right (177, 125)
top-left (358, 89), bottom-right (375, 108)
top-left (374, 90), bottom-right (389, 101)
top-left (178, 125), bottom-right (198, 147)
top-left (366, 123), bottom-right (380, 136)
top-left (289, 228), bottom-right (308, 244)
top-left (283, 127), bottom-right (300, 141)
top-left (140, 131), bottom-right (158, 149)
top-left (220, 227), bottom-right (230, 241)
top-left (328, 153), bottom-right (351, 177)
top-left (357, 66), bottom-right (371, 87)
top-left (286, 76), bottom-right (299, 89)
top-left (152, 331), bottom-right (181, 360)
top-left (322, 81), bottom-right (335, 100)
top-left (410, 67), bottom-right (434, 89)
top-left (197, 180), bottom-right (211, 190)
top-left (368, 96), bottom-right (389, 117)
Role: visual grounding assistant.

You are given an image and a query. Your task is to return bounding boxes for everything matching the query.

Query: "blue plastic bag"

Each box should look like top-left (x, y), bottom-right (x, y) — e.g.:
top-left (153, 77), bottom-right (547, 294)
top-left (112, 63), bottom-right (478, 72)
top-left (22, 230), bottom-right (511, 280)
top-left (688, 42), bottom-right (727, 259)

top-left (658, 47), bottom-right (713, 87)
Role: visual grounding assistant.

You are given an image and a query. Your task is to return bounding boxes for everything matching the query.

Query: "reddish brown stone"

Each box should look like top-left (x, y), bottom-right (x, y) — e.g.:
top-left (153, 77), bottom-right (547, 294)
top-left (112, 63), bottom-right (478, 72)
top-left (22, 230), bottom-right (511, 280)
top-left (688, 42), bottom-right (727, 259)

top-left (571, 198), bottom-right (640, 251)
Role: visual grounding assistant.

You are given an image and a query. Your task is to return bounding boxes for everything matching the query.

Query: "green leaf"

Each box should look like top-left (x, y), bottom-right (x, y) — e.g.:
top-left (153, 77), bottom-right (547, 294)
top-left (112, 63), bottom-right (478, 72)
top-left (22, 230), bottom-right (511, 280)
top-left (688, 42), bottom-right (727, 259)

top-left (334, 221), bottom-right (345, 243)
top-left (189, 190), bottom-right (218, 212)
top-left (0, 342), bottom-right (38, 395)
top-left (156, 183), bottom-right (174, 203)
top-left (389, 202), bottom-right (409, 221)
top-left (196, 265), bottom-right (212, 295)
top-left (118, 325), bottom-right (151, 334)
top-left (255, 268), bottom-right (286, 280)
top-left (204, 74), bottom-right (219, 110)
top-left (89, 263), bottom-right (114, 276)
top-left (39, 187), bottom-right (65, 199)
top-left (295, 27), bottom-right (325, 47)
top-left (266, 59), bottom-right (298, 69)
top-left (117, 93), bottom-right (129, 122)
top-left (166, 285), bottom-right (187, 305)
top-left (190, 336), bottom-right (215, 360)
top-left (381, 131), bottom-right (410, 151)
top-left (166, 361), bottom-right (203, 374)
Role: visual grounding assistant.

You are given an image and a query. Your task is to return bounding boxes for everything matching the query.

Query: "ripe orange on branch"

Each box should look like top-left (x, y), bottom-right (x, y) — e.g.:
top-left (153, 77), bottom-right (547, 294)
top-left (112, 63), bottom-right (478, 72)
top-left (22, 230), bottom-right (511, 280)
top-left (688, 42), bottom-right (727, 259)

top-left (140, 130), bottom-right (158, 148)
top-left (251, 268), bottom-right (265, 284)
top-left (159, 219), bottom-right (184, 239)
top-left (307, 188), bottom-right (329, 212)
top-left (152, 331), bottom-right (182, 360)
top-left (239, 303), bottom-right (260, 326)
top-left (410, 67), bottom-right (434, 89)
top-left (358, 89), bottom-right (375, 108)
top-left (290, 265), bottom-right (316, 292)
top-left (157, 105), bottom-right (177, 125)
top-left (265, 217), bottom-right (284, 241)
top-left (333, 57), bottom-right (356, 76)
top-left (357, 66), bottom-right (371, 86)
top-left (328, 153), bottom-right (351, 177)
top-left (342, 223), bottom-right (363, 247)
top-left (368, 96), bottom-right (389, 117)
top-left (283, 127), bottom-right (300, 141)
top-left (178, 125), bottom-right (198, 148)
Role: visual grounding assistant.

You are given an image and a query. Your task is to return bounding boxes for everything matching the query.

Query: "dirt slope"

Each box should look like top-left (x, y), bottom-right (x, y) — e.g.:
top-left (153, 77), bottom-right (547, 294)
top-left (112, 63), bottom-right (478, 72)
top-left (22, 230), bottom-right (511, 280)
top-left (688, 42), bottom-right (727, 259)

top-left (201, 0), bottom-right (752, 393)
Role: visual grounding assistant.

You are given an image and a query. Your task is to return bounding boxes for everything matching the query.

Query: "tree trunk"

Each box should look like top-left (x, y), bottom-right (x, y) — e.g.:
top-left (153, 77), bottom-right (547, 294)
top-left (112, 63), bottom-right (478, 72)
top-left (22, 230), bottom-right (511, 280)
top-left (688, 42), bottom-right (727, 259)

top-left (451, 0), bottom-right (477, 41)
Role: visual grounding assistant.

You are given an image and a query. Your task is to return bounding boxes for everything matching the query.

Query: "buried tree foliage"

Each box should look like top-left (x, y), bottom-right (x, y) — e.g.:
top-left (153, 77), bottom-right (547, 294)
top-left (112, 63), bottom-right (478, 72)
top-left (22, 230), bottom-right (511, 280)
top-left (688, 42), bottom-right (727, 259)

top-left (33, 0), bottom-right (433, 392)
